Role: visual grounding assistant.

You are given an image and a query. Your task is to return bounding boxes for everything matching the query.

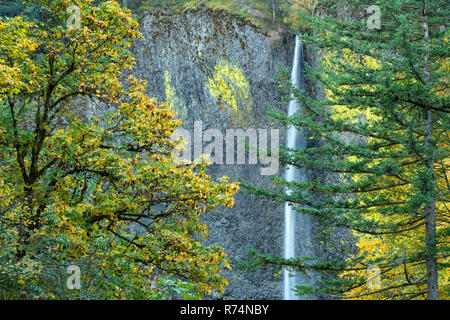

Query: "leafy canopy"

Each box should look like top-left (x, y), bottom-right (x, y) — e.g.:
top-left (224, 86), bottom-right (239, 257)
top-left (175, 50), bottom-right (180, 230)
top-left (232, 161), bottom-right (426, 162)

top-left (0, 0), bottom-right (238, 299)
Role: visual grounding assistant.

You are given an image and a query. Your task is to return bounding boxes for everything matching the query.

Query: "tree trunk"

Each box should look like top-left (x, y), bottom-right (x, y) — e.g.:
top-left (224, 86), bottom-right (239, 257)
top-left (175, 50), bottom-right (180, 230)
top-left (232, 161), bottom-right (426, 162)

top-left (271, 0), bottom-right (276, 22)
top-left (422, 0), bottom-right (439, 300)
top-left (424, 110), bottom-right (439, 300)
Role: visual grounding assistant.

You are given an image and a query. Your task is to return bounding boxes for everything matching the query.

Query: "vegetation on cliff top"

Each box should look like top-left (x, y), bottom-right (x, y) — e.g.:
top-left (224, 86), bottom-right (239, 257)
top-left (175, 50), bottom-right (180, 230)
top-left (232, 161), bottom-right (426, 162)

top-left (0, 0), bottom-right (317, 34)
top-left (124, 0), bottom-right (315, 34)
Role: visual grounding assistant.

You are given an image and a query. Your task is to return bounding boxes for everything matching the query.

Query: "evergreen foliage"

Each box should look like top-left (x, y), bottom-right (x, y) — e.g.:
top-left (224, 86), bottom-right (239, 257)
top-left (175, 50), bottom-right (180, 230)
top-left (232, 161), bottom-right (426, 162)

top-left (243, 0), bottom-right (449, 300)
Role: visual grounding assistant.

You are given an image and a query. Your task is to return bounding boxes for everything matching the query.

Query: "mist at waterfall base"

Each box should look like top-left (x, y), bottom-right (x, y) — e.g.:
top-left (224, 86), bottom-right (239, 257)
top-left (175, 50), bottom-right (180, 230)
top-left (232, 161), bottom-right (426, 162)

top-left (283, 36), bottom-right (315, 300)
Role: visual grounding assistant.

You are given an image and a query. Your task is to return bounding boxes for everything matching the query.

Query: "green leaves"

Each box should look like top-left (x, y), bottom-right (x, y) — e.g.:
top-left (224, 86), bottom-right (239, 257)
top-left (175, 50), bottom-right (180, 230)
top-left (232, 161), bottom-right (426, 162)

top-left (243, 0), bottom-right (449, 299)
top-left (0, 0), bottom-right (238, 299)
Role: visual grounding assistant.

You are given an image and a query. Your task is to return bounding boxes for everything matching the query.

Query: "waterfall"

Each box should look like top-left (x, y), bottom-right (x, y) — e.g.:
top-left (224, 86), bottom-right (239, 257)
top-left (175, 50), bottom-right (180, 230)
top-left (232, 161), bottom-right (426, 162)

top-left (283, 35), bottom-right (314, 300)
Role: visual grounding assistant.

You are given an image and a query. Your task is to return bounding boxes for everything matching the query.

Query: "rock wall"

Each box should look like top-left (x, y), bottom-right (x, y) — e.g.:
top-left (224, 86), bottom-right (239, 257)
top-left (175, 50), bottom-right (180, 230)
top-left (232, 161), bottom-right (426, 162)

top-left (131, 8), bottom-right (295, 299)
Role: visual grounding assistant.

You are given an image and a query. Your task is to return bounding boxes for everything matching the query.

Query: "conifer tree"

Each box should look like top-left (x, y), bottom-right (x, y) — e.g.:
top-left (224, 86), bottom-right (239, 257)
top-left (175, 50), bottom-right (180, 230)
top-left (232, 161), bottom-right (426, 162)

top-left (244, 0), bottom-right (449, 300)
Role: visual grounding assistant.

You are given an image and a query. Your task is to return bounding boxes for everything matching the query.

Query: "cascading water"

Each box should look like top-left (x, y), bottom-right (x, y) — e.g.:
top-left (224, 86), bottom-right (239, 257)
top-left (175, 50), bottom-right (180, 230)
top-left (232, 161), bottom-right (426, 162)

top-left (283, 35), bottom-right (315, 300)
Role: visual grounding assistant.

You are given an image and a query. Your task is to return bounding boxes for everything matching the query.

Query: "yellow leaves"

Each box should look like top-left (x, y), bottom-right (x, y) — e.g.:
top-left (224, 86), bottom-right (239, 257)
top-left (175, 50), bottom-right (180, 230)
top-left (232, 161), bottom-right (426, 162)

top-left (356, 238), bottom-right (387, 257)
top-left (433, 57), bottom-right (450, 98)
top-left (0, 0), bottom-right (240, 300)
top-left (0, 16), bottom-right (40, 100)
top-left (278, 0), bottom-right (318, 30)
top-left (324, 50), bottom-right (382, 124)
top-left (287, 0), bottom-right (318, 16)
top-left (76, 206), bottom-right (84, 215)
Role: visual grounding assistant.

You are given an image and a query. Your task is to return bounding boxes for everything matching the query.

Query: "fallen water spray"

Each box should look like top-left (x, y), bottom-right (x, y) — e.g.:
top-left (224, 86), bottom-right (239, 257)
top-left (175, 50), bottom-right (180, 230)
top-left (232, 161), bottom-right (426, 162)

top-left (283, 35), bottom-right (315, 300)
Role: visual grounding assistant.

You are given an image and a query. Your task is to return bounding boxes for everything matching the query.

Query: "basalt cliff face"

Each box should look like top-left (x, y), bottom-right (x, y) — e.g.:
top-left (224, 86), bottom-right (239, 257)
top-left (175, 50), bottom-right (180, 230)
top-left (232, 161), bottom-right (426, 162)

top-left (131, 9), bottom-right (295, 299)
top-left (125, 7), bottom-right (352, 300)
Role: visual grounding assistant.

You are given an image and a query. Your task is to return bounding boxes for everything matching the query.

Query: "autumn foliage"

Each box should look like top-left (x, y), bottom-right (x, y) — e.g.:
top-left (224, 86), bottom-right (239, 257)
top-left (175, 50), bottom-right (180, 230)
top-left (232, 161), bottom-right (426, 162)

top-left (0, 0), bottom-right (238, 299)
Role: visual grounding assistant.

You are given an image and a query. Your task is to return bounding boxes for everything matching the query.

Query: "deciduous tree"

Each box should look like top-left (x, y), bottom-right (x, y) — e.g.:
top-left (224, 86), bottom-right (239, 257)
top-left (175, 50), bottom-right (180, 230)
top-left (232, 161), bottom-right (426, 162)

top-left (0, 0), bottom-right (238, 299)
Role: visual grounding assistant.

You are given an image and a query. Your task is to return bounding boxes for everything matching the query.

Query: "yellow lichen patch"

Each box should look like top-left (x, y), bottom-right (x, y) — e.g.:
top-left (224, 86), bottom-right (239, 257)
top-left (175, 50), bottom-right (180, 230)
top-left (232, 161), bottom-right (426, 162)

top-left (165, 70), bottom-right (175, 109)
top-left (208, 61), bottom-right (252, 127)
top-left (165, 70), bottom-right (186, 118)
